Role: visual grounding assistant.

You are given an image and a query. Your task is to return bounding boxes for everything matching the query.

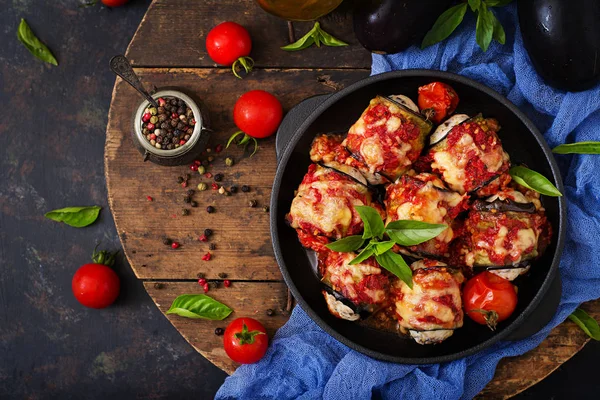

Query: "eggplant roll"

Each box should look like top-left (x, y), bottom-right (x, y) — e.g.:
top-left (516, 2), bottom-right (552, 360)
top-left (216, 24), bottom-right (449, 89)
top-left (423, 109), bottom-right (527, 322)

top-left (320, 250), bottom-right (390, 321)
top-left (385, 173), bottom-right (468, 258)
top-left (287, 164), bottom-right (385, 240)
top-left (429, 115), bottom-right (510, 194)
top-left (342, 96), bottom-right (432, 181)
top-left (461, 202), bottom-right (551, 269)
top-left (391, 259), bottom-right (464, 345)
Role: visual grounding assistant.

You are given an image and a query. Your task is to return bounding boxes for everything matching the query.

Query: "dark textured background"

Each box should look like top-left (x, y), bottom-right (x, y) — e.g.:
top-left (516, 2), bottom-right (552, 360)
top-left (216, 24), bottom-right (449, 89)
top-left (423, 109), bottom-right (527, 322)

top-left (0, 0), bottom-right (598, 399)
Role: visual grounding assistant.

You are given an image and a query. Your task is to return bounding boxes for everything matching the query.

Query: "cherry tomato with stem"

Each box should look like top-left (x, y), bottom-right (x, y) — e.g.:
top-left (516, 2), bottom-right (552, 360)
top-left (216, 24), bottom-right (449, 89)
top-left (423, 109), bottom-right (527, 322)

top-left (227, 90), bottom-right (283, 156)
top-left (72, 246), bottom-right (120, 309)
top-left (206, 21), bottom-right (254, 79)
top-left (463, 271), bottom-right (518, 330)
top-left (101, 0), bottom-right (130, 7)
top-left (417, 82), bottom-right (460, 124)
top-left (223, 317), bottom-right (268, 364)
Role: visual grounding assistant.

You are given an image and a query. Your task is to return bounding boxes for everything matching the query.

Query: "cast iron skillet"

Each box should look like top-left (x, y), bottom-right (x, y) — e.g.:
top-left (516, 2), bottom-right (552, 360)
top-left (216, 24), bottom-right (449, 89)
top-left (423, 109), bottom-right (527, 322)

top-left (270, 70), bottom-right (566, 364)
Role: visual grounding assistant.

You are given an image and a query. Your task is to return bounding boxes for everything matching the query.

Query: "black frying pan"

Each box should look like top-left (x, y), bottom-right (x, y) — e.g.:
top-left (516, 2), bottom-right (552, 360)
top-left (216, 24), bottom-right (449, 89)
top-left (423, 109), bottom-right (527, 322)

top-left (270, 70), bottom-right (566, 364)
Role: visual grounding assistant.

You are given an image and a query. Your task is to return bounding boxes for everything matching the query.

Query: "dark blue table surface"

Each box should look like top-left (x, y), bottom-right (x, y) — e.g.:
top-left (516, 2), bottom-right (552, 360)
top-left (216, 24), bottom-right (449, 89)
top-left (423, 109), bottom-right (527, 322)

top-left (0, 1), bottom-right (597, 399)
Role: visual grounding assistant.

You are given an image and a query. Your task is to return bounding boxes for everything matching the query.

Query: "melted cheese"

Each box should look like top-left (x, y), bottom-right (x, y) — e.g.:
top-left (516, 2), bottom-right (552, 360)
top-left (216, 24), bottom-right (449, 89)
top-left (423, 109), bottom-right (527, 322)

top-left (324, 292), bottom-right (360, 321)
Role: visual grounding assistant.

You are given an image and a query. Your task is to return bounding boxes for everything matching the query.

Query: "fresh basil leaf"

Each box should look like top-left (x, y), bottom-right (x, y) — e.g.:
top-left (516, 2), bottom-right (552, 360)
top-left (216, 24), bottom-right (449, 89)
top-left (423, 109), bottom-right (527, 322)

top-left (509, 166), bottom-right (563, 197)
top-left (325, 235), bottom-right (364, 252)
top-left (552, 141), bottom-right (600, 154)
top-left (490, 11), bottom-right (506, 44)
top-left (349, 244), bottom-right (374, 265)
top-left (386, 220), bottom-right (448, 246)
top-left (422, 3), bottom-right (468, 49)
top-left (281, 23), bottom-right (318, 51)
top-left (375, 251), bottom-right (413, 289)
top-left (475, 4), bottom-right (494, 52)
top-left (317, 26), bottom-right (348, 47)
top-left (167, 294), bottom-right (232, 320)
top-left (372, 241), bottom-right (396, 256)
top-left (568, 308), bottom-right (600, 340)
top-left (355, 205), bottom-right (385, 240)
top-left (17, 19), bottom-right (58, 66)
top-left (468, 0), bottom-right (481, 12)
top-left (484, 0), bottom-right (513, 7)
top-left (44, 206), bottom-right (101, 228)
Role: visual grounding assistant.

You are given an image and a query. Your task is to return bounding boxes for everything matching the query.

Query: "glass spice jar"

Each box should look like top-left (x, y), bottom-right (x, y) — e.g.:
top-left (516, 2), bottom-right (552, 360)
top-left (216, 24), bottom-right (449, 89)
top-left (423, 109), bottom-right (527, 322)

top-left (132, 89), bottom-right (211, 166)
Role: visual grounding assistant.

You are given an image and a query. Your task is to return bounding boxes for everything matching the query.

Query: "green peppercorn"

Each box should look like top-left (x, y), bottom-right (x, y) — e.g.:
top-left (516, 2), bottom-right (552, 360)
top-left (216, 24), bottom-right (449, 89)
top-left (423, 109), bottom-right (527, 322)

top-left (225, 157), bottom-right (234, 167)
top-left (150, 116), bottom-right (158, 124)
top-left (198, 165), bottom-right (206, 174)
top-left (263, 206), bottom-right (270, 213)
top-left (149, 107), bottom-right (158, 115)
top-left (181, 208), bottom-right (190, 216)
top-left (197, 183), bottom-right (208, 191)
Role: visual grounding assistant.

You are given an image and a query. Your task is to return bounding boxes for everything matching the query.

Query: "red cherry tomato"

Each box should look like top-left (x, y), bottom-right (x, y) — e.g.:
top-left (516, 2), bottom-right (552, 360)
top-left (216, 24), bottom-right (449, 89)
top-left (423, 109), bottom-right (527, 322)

top-left (101, 0), bottom-right (129, 7)
top-left (206, 22), bottom-right (254, 78)
top-left (234, 90), bottom-right (283, 138)
top-left (223, 317), bottom-right (268, 364)
top-left (417, 82), bottom-right (460, 124)
top-left (463, 271), bottom-right (518, 330)
top-left (72, 264), bottom-right (120, 309)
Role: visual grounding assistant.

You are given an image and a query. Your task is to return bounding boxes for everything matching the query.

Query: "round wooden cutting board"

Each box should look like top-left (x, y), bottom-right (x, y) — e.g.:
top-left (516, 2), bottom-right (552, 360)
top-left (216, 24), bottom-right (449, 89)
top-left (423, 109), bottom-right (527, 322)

top-left (105, 1), bottom-right (600, 398)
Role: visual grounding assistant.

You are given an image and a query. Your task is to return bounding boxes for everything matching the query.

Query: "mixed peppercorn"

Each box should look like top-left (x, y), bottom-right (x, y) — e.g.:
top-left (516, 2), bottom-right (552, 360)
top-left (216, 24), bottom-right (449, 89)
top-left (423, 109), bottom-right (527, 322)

top-left (141, 96), bottom-right (196, 150)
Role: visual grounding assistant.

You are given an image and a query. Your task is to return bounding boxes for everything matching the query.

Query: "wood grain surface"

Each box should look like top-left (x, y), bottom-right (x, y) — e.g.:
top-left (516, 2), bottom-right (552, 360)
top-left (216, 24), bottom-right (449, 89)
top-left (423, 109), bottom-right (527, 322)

top-left (104, 0), bottom-right (600, 398)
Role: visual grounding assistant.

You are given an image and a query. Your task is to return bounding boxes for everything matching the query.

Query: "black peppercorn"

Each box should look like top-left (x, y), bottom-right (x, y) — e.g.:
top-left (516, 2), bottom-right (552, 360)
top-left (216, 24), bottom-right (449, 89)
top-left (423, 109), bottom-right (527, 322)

top-left (206, 206), bottom-right (215, 213)
top-left (241, 185), bottom-right (250, 192)
top-left (201, 159), bottom-right (209, 167)
top-left (218, 272), bottom-right (228, 279)
top-left (154, 283), bottom-right (165, 290)
top-left (214, 173), bottom-right (223, 182)
top-left (204, 228), bottom-right (213, 236)
top-left (172, 137), bottom-right (179, 144)
top-left (184, 195), bottom-right (191, 203)
top-left (170, 99), bottom-right (178, 106)
top-left (181, 208), bottom-right (190, 216)
top-left (230, 185), bottom-right (238, 193)
top-left (186, 173), bottom-right (191, 180)
top-left (249, 200), bottom-right (257, 208)
top-left (177, 176), bottom-right (184, 184)
top-left (263, 206), bottom-right (270, 213)
top-left (190, 200), bottom-right (198, 208)
top-left (266, 309), bottom-right (275, 317)
top-left (163, 238), bottom-right (172, 246)
top-left (215, 327), bottom-right (224, 336)
top-left (187, 189), bottom-right (195, 196)
top-left (197, 272), bottom-right (205, 279)
top-left (209, 243), bottom-right (216, 251)
top-left (177, 106), bottom-right (185, 115)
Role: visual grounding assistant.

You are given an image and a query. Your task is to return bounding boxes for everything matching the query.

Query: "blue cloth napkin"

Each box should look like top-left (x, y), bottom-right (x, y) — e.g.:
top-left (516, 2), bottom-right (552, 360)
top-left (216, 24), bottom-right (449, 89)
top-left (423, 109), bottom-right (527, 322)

top-left (217, 5), bottom-right (600, 399)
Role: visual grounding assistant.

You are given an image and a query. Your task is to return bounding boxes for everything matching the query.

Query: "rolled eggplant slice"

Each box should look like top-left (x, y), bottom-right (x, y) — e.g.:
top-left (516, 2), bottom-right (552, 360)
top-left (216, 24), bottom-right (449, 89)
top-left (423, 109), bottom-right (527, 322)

top-left (391, 259), bottom-right (464, 344)
top-left (287, 164), bottom-right (386, 240)
top-left (343, 96), bottom-right (433, 181)
top-left (429, 114), bottom-right (470, 146)
top-left (385, 173), bottom-right (468, 258)
top-left (320, 251), bottom-right (390, 321)
top-left (429, 115), bottom-right (510, 194)
top-left (461, 204), bottom-right (552, 268)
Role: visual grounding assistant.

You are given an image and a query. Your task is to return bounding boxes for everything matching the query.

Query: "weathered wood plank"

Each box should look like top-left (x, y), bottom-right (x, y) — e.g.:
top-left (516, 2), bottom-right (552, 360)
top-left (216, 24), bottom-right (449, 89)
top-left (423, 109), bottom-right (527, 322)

top-left (125, 0), bottom-right (371, 69)
top-left (145, 281), bottom-right (290, 374)
top-left (105, 68), bottom-right (370, 279)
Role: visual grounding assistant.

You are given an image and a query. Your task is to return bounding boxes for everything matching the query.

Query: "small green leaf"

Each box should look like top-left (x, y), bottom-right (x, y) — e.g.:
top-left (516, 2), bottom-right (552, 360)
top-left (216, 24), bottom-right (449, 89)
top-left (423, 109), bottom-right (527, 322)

top-left (372, 241), bottom-right (396, 256)
top-left (509, 166), bottom-right (563, 197)
top-left (468, 0), bottom-right (481, 12)
top-left (281, 22), bottom-right (347, 51)
top-left (17, 19), bottom-right (58, 66)
top-left (421, 3), bottom-right (468, 49)
top-left (375, 251), bottom-right (413, 289)
top-left (44, 206), bottom-right (101, 228)
top-left (166, 294), bottom-right (232, 320)
top-left (475, 4), bottom-right (494, 52)
top-left (386, 220), bottom-right (448, 246)
top-left (484, 0), bottom-right (514, 7)
top-left (349, 244), bottom-right (375, 265)
top-left (325, 235), bottom-right (365, 253)
top-left (318, 26), bottom-right (348, 47)
top-left (568, 308), bottom-right (600, 340)
top-left (490, 11), bottom-right (506, 44)
top-left (553, 141), bottom-right (600, 154)
top-left (355, 206), bottom-right (385, 240)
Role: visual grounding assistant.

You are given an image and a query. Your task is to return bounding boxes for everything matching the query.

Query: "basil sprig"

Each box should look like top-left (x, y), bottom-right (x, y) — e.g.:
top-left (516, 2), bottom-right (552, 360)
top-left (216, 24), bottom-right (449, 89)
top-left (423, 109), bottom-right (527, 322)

top-left (553, 141), bottom-right (600, 155)
top-left (281, 22), bottom-right (348, 52)
top-left (167, 294), bottom-right (233, 320)
top-left (569, 308), bottom-right (600, 340)
top-left (422, 0), bottom-right (511, 52)
top-left (45, 206), bottom-right (101, 227)
top-left (509, 166), bottom-right (562, 197)
top-left (325, 206), bottom-right (448, 288)
top-left (17, 19), bottom-right (58, 66)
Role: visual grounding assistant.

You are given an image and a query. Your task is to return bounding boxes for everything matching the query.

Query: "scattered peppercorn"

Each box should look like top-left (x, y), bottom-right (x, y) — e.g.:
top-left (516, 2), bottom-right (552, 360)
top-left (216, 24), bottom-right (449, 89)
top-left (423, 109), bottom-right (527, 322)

top-left (204, 228), bottom-right (213, 236)
top-left (209, 243), bottom-right (217, 250)
top-left (214, 173), bottom-right (224, 182)
top-left (230, 185), bottom-right (238, 193)
top-left (218, 186), bottom-right (226, 195)
top-left (201, 159), bottom-right (209, 167)
top-left (210, 281), bottom-right (219, 289)
top-left (215, 144), bottom-right (224, 153)
top-left (223, 279), bottom-right (231, 288)
top-left (171, 242), bottom-right (180, 249)
top-left (218, 272), bottom-right (227, 279)
top-left (198, 165), bottom-right (206, 174)
top-left (266, 308), bottom-right (275, 317)
top-left (203, 283), bottom-right (209, 293)
top-left (198, 278), bottom-right (207, 286)
top-left (177, 176), bottom-right (184, 184)
top-left (212, 183), bottom-right (219, 191)
top-left (215, 327), bottom-right (224, 336)
top-left (184, 195), bottom-right (191, 203)
top-left (186, 173), bottom-right (191, 181)
top-left (190, 164), bottom-right (198, 172)
top-left (205, 172), bottom-right (213, 179)
top-left (263, 206), bottom-right (270, 213)
top-left (163, 238), bottom-right (172, 246)
top-left (241, 185), bottom-right (251, 192)
top-left (208, 156), bottom-right (214, 162)
top-left (249, 200), bottom-right (257, 208)
top-left (197, 182), bottom-right (208, 191)
top-left (190, 200), bottom-right (198, 207)
top-left (194, 160), bottom-right (201, 166)
top-left (187, 189), bottom-right (195, 196)
top-left (225, 157), bottom-right (234, 167)
top-left (198, 234), bottom-right (208, 242)
top-left (206, 205), bottom-right (215, 213)
top-left (197, 272), bottom-right (205, 279)
top-left (202, 252), bottom-right (212, 261)
top-left (181, 208), bottom-right (190, 216)
top-left (146, 196), bottom-right (153, 202)
top-left (154, 282), bottom-right (165, 290)
top-left (206, 147), bottom-right (212, 153)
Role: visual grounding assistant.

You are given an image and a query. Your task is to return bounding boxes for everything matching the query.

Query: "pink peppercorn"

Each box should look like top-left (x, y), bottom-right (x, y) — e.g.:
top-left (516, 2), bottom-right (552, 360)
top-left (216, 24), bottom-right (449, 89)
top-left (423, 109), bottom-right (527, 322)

top-left (146, 123), bottom-right (155, 130)
top-left (198, 234), bottom-right (208, 242)
top-left (202, 252), bottom-right (212, 261)
top-left (194, 160), bottom-right (202, 166)
top-left (171, 242), bottom-right (180, 249)
top-left (146, 196), bottom-right (153, 202)
top-left (215, 144), bottom-right (223, 153)
top-left (205, 172), bottom-right (213, 179)
top-left (180, 140), bottom-right (186, 145)
top-left (142, 113), bottom-right (151, 122)
top-left (149, 134), bottom-right (156, 140)
top-left (198, 278), bottom-right (207, 286)
top-left (203, 283), bottom-right (209, 293)
top-left (172, 112), bottom-right (178, 119)
top-left (158, 98), bottom-right (166, 106)
top-left (190, 164), bottom-right (198, 171)
top-left (223, 280), bottom-right (231, 288)
top-left (211, 183), bottom-right (219, 190)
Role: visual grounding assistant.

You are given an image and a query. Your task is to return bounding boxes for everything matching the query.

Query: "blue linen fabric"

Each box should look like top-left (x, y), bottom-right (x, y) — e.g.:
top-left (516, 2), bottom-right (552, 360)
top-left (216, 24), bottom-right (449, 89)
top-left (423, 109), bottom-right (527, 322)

top-left (217, 5), bottom-right (600, 399)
